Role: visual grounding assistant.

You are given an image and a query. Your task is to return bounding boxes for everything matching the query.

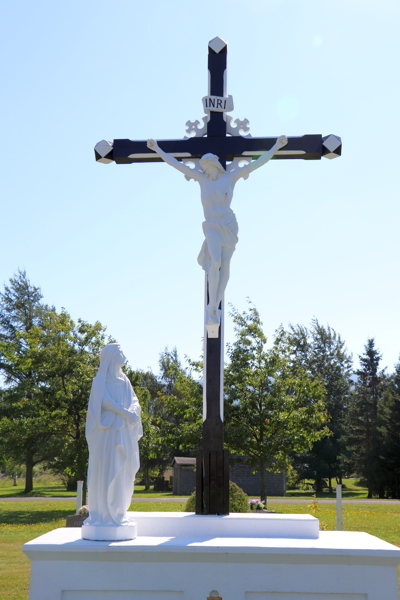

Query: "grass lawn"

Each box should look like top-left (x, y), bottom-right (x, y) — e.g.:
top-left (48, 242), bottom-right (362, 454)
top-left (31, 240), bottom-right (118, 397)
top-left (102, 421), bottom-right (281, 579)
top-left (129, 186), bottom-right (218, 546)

top-left (0, 475), bottom-right (76, 498)
top-left (269, 501), bottom-right (400, 547)
top-left (3, 476), bottom-right (393, 501)
top-left (0, 479), bottom-right (183, 499)
top-left (281, 477), bottom-right (377, 500)
top-left (1, 499), bottom-right (399, 600)
top-left (0, 500), bottom-right (187, 600)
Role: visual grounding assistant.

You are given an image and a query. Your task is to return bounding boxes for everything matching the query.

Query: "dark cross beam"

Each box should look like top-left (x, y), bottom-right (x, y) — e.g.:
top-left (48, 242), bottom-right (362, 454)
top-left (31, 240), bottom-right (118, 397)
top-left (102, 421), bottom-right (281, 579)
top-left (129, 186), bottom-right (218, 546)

top-left (94, 36), bottom-right (342, 516)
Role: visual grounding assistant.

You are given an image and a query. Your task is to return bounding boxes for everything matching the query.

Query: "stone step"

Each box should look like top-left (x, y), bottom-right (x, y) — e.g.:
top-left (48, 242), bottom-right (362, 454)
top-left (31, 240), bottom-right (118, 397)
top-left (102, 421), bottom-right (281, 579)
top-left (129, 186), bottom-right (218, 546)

top-left (127, 511), bottom-right (320, 540)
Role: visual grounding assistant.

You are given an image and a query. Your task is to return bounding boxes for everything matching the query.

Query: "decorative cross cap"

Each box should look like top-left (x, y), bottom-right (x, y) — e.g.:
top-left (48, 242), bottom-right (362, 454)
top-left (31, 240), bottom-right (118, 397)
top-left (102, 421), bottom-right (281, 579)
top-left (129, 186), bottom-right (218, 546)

top-left (322, 134), bottom-right (342, 159)
top-left (94, 140), bottom-right (114, 164)
top-left (208, 36), bottom-right (227, 54)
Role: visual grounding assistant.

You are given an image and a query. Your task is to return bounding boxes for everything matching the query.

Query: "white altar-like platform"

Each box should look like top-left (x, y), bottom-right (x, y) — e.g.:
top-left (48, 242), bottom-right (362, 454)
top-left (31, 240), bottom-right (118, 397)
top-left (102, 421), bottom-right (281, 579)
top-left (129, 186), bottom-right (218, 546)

top-left (24, 512), bottom-right (400, 600)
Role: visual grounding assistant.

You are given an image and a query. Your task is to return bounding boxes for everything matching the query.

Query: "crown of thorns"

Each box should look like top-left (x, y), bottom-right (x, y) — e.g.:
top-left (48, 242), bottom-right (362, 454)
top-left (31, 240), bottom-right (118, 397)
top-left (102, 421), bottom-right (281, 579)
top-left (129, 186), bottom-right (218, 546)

top-left (199, 153), bottom-right (225, 172)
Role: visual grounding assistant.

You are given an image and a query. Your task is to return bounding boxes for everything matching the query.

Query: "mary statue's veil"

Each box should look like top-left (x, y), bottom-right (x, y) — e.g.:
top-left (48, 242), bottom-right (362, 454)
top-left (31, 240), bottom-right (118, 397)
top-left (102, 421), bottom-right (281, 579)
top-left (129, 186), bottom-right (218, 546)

top-left (86, 343), bottom-right (121, 442)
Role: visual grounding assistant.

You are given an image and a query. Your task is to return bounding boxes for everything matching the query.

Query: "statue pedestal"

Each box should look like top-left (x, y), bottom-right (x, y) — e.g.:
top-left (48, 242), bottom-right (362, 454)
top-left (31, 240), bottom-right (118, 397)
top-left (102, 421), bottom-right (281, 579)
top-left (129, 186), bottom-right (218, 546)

top-left (81, 515), bottom-right (137, 541)
top-left (24, 512), bottom-right (400, 600)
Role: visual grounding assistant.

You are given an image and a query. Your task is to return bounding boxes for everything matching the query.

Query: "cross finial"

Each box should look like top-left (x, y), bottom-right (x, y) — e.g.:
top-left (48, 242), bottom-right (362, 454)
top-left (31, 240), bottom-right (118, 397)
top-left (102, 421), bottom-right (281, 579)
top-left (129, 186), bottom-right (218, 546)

top-left (208, 37), bottom-right (227, 54)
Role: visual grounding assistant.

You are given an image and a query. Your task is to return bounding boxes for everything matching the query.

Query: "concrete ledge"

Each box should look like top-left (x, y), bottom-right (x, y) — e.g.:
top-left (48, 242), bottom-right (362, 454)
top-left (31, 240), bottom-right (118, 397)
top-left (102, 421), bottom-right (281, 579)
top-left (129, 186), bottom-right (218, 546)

top-left (24, 527), bottom-right (400, 561)
top-left (23, 526), bottom-right (400, 600)
top-left (126, 511), bottom-right (320, 539)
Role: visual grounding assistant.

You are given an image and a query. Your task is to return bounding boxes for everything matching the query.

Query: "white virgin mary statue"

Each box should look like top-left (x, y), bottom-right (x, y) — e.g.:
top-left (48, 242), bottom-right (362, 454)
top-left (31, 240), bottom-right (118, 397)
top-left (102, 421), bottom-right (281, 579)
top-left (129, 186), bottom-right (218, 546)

top-left (82, 343), bottom-right (143, 541)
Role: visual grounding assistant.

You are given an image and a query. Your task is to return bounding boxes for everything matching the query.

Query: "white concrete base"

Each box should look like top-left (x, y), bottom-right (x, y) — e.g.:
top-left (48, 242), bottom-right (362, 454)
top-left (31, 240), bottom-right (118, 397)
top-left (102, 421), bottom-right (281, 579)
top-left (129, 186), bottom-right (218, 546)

top-left (24, 512), bottom-right (400, 600)
top-left (126, 511), bottom-right (320, 539)
top-left (81, 517), bottom-right (137, 541)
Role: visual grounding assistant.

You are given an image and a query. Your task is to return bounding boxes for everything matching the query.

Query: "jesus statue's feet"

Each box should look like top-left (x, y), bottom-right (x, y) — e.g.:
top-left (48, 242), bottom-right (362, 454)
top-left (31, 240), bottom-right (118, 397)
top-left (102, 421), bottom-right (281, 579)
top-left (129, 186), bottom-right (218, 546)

top-left (207, 306), bottom-right (221, 325)
top-left (205, 306), bottom-right (221, 338)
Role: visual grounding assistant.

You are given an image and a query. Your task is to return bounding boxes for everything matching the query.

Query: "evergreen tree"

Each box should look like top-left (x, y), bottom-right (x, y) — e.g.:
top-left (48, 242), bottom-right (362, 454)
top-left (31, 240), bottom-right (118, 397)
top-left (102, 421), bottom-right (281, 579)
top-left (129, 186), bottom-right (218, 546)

top-left (343, 339), bottom-right (385, 498)
top-left (380, 360), bottom-right (400, 498)
top-left (0, 271), bottom-right (53, 492)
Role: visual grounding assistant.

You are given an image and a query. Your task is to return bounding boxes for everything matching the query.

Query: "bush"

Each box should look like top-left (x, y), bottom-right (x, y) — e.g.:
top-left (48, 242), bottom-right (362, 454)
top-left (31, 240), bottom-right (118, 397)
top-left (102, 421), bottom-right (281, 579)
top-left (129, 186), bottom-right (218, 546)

top-left (286, 468), bottom-right (301, 490)
top-left (185, 481), bottom-right (249, 513)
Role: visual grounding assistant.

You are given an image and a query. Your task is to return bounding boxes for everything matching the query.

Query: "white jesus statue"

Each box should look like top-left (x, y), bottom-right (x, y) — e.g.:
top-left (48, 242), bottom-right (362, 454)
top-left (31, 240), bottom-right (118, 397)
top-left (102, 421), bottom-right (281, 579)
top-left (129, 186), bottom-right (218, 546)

top-left (147, 135), bottom-right (288, 326)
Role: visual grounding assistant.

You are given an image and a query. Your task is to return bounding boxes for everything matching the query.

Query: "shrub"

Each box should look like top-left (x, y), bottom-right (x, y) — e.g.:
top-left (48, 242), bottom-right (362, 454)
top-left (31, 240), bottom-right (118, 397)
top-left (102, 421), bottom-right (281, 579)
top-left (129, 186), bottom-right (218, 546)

top-left (185, 481), bottom-right (249, 513)
top-left (286, 468), bottom-right (301, 490)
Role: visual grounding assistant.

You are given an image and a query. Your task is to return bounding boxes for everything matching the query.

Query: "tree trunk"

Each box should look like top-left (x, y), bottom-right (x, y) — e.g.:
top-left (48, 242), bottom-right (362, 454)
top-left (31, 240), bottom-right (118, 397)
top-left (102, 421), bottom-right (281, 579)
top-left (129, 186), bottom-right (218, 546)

top-left (315, 475), bottom-right (323, 493)
top-left (259, 460), bottom-right (267, 507)
top-left (144, 466), bottom-right (150, 490)
top-left (367, 486), bottom-right (373, 499)
top-left (25, 450), bottom-right (34, 493)
top-left (328, 477), bottom-right (332, 494)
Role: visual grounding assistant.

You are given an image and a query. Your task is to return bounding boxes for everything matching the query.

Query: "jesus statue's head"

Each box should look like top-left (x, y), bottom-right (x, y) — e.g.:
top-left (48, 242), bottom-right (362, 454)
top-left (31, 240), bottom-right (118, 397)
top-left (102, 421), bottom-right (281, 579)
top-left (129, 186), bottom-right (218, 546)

top-left (199, 154), bottom-right (225, 180)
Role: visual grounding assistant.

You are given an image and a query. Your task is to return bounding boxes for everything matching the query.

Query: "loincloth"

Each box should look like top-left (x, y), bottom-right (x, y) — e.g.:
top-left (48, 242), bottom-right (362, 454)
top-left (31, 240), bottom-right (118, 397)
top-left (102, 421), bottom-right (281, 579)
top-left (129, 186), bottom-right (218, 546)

top-left (197, 218), bottom-right (239, 272)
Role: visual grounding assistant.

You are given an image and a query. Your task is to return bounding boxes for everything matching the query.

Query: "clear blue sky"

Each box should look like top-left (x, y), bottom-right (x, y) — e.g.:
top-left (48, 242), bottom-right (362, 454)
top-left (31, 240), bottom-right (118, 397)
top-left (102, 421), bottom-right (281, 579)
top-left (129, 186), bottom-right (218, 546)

top-left (1, 0), bottom-right (399, 375)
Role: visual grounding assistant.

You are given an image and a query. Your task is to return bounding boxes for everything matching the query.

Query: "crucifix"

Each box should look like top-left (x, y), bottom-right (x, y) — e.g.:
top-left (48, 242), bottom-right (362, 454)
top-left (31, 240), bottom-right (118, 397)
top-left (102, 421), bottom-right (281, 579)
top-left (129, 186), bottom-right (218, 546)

top-left (94, 36), bottom-right (342, 516)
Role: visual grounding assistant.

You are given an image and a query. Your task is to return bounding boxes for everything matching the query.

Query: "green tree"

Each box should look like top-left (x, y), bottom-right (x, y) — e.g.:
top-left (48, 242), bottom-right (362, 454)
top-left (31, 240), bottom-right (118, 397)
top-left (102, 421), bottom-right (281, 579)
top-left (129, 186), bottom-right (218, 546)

top-left (156, 356), bottom-right (203, 459)
top-left (224, 303), bottom-right (329, 503)
top-left (27, 310), bottom-right (106, 490)
top-left (125, 367), bottom-right (164, 489)
top-left (0, 383), bottom-right (57, 492)
top-left (0, 272), bottom-right (107, 492)
top-left (380, 360), bottom-right (400, 498)
top-left (126, 351), bottom-right (203, 488)
top-left (343, 339), bottom-right (386, 498)
top-left (279, 319), bottom-right (353, 492)
top-left (0, 271), bottom-right (54, 492)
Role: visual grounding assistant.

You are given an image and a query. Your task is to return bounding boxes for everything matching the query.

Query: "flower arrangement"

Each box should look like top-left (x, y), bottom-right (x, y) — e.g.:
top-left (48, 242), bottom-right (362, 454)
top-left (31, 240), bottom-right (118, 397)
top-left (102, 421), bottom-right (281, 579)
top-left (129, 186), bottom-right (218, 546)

top-left (78, 505), bottom-right (89, 515)
top-left (248, 499), bottom-right (266, 511)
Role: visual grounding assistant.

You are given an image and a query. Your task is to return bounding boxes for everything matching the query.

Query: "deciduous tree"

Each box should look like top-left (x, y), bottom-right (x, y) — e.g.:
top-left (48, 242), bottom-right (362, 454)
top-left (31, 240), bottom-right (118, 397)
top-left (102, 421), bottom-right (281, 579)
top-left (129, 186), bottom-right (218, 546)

top-left (278, 319), bottom-right (353, 492)
top-left (224, 303), bottom-right (329, 503)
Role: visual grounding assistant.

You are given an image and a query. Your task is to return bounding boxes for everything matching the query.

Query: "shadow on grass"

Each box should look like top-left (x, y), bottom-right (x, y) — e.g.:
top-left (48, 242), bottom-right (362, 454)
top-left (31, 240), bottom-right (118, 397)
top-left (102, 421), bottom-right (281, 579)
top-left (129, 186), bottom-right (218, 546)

top-left (353, 479), bottom-right (367, 488)
top-left (0, 485), bottom-right (75, 498)
top-left (0, 507), bottom-right (72, 525)
top-left (133, 489), bottom-right (175, 497)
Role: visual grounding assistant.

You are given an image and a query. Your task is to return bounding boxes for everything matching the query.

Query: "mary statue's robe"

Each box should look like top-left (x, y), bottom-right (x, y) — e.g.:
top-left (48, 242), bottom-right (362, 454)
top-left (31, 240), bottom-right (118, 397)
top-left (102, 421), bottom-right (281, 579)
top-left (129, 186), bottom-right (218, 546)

top-left (85, 348), bottom-right (142, 527)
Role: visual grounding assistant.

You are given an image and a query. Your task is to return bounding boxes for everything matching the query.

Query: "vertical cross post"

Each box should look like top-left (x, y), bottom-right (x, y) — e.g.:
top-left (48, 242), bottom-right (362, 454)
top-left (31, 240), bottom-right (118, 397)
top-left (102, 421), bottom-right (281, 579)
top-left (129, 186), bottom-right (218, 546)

top-left (196, 38), bottom-right (230, 515)
top-left (207, 40), bottom-right (227, 148)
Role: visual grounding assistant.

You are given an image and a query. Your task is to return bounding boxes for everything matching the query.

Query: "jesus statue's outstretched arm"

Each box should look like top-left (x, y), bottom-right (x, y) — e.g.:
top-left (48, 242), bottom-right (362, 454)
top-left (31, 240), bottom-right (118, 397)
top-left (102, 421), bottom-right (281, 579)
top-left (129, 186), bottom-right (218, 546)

top-left (231, 135), bottom-right (288, 182)
top-left (147, 139), bottom-right (202, 182)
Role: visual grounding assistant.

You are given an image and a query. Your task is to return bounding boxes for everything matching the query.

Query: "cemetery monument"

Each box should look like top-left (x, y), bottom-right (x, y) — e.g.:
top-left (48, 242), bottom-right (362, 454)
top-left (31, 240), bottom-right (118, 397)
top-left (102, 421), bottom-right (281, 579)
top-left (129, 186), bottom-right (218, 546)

top-left (94, 35), bottom-right (341, 516)
top-left (23, 37), bottom-right (400, 600)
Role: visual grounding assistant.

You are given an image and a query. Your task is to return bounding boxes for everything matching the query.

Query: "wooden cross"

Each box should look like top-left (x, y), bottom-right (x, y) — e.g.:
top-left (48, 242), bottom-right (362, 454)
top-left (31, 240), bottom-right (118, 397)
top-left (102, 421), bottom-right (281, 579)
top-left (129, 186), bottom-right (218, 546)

top-left (94, 36), bottom-right (342, 516)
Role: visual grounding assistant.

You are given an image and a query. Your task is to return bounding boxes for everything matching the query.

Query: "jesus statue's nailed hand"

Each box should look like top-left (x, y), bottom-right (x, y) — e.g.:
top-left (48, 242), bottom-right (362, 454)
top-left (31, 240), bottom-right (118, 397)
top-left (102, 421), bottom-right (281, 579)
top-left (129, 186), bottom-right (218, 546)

top-left (277, 135), bottom-right (288, 149)
top-left (147, 139), bottom-right (158, 151)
